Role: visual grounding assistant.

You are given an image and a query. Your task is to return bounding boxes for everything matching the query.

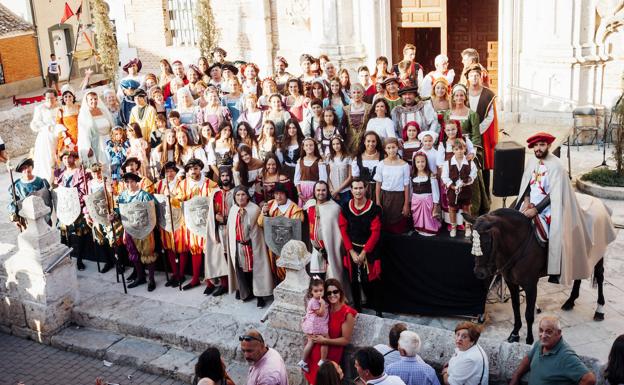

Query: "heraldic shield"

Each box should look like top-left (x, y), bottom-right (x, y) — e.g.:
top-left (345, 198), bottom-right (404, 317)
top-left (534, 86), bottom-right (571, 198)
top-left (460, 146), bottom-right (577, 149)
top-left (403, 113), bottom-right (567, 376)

top-left (119, 200), bottom-right (157, 240)
top-left (85, 189), bottom-right (111, 227)
top-left (154, 194), bottom-right (183, 231)
top-left (183, 196), bottom-right (211, 237)
top-left (53, 187), bottom-right (81, 226)
top-left (263, 216), bottom-right (302, 255)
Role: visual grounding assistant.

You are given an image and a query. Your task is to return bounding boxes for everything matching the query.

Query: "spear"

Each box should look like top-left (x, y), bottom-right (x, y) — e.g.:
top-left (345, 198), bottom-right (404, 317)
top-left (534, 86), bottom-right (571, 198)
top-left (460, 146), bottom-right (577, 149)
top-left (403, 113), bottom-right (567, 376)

top-left (7, 160), bottom-right (25, 232)
top-left (104, 176), bottom-right (127, 294)
top-left (164, 177), bottom-right (181, 291)
top-left (83, 165), bottom-right (101, 273)
top-left (152, 165), bottom-right (170, 283)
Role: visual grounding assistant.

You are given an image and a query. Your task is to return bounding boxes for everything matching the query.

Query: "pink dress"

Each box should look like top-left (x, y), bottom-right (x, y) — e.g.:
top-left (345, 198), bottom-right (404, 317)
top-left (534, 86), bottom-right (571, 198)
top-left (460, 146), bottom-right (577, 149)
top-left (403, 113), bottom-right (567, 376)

top-left (411, 175), bottom-right (441, 235)
top-left (301, 298), bottom-right (329, 335)
top-left (127, 137), bottom-right (150, 177)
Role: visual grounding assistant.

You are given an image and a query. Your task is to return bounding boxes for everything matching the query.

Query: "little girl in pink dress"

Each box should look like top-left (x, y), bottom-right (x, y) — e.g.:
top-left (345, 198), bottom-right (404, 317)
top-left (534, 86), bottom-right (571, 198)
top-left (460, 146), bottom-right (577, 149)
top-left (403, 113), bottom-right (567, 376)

top-left (127, 122), bottom-right (150, 177)
top-left (298, 278), bottom-right (329, 373)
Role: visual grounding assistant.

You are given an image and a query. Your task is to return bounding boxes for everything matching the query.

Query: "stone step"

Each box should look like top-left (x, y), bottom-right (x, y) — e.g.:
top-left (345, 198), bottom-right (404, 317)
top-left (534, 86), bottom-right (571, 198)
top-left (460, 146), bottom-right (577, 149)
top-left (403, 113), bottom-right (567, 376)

top-left (70, 279), bottom-right (306, 384)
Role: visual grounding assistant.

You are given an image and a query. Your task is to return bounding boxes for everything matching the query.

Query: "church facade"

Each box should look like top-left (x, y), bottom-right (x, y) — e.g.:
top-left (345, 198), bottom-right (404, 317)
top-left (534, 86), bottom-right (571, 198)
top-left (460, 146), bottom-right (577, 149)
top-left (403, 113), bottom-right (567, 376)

top-left (110, 0), bottom-right (624, 124)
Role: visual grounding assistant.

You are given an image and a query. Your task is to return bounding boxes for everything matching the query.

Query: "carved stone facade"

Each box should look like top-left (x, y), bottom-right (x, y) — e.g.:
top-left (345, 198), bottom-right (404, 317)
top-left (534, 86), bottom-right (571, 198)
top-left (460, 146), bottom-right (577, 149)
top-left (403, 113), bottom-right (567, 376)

top-left (109, 0), bottom-right (624, 124)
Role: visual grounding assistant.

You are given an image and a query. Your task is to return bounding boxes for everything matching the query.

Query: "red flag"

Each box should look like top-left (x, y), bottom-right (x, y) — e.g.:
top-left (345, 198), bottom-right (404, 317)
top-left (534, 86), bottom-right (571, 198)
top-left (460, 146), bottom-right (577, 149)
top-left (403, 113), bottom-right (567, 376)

top-left (75, 1), bottom-right (82, 20)
top-left (60, 2), bottom-right (74, 24)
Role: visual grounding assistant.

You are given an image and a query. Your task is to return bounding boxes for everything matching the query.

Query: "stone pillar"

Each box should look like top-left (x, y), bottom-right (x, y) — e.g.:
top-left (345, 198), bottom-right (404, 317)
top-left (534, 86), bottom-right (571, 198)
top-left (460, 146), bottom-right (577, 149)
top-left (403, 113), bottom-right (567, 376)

top-left (264, 240), bottom-right (310, 332)
top-left (1, 195), bottom-right (77, 343)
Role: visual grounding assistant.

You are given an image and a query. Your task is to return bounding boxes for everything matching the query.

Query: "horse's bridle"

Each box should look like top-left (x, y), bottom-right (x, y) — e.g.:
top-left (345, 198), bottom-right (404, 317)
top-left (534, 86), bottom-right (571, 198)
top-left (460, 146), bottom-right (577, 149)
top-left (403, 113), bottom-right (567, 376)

top-left (473, 218), bottom-right (534, 276)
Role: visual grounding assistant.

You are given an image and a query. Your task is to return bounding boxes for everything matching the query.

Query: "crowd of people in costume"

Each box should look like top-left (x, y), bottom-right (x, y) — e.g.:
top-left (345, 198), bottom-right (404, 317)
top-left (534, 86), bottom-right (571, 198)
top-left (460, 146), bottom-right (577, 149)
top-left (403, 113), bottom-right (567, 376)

top-left (10, 44), bottom-right (498, 309)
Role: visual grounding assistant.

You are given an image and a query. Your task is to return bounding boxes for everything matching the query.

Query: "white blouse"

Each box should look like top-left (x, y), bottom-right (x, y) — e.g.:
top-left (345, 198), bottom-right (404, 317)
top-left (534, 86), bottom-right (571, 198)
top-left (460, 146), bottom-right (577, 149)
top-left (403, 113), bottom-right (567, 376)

top-left (411, 175), bottom-right (440, 203)
top-left (365, 117), bottom-right (396, 139)
top-left (373, 162), bottom-right (410, 191)
top-left (351, 158), bottom-right (381, 179)
top-left (328, 156), bottom-right (352, 193)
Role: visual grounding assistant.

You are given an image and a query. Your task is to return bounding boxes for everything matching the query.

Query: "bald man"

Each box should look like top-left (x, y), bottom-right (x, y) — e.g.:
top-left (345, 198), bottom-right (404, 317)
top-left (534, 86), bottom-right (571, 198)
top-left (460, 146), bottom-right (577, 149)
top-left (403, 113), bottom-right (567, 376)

top-left (509, 316), bottom-right (595, 385)
top-left (241, 330), bottom-right (288, 385)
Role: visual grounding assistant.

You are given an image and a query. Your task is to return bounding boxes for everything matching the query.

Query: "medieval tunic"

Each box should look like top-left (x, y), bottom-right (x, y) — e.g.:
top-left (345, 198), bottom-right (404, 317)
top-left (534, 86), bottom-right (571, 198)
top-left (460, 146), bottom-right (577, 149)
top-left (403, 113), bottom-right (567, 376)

top-left (277, 144), bottom-right (300, 181)
top-left (391, 101), bottom-right (439, 139)
top-left (86, 177), bottom-right (122, 246)
top-left (339, 199), bottom-right (382, 312)
top-left (56, 108), bottom-right (79, 155)
top-left (344, 103), bottom-right (371, 154)
top-left (205, 187), bottom-right (234, 281)
top-left (257, 199), bottom-right (305, 281)
top-left (402, 141), bottom-right (421, 166)
top-left (8, 176), bottom-right (51, 224)
top-left (176, 176), bottom-right (218, 255)
top-left (516, 152), bottom-right (616, 284)
top-left (351, 157), bottom-right (382, 200)
top-left (468, 87), bottom-right (498, 170)
top-left (294, 158), bottom-right (327, 207)
top-left (441, 156), bottom-right (477, 209)
top-left (129, 104), bottom-right (158, 143)
top-left (227, 202), bottom-right (274, 298)
top-left (30, 102), bottom-right (60, 181)
top-left (410, 174), bottom-right (441, 235)
top-left (116, 189), bottom-right (157, 265)
top-left (155, 178), bottom-right (187, 253)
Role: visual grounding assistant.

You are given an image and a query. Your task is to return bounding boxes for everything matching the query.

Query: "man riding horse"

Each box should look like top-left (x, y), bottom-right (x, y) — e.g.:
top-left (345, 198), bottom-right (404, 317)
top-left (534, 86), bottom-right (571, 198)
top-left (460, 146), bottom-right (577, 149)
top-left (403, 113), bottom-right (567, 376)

top-left (516, 132), bottom-right (615, 286)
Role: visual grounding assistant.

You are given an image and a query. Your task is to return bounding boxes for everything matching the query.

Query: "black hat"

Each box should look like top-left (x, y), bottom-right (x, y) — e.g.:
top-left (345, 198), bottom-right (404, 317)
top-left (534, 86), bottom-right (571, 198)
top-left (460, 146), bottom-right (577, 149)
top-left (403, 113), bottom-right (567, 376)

top-left (207, 63), bottom-right (222, 73)
top-left (221, 63), bottom-right (238, 75)
top-left (184, 158), bottom-right (204, 172)
top-left (274, 182), bottom-right (288, 195)
top-left (133, 88), bottom-right (147, 99)
top-left (398, 85), bottom-right (419, 96)
top-left (160, 161), bottom-right (179, 178)
top-left (59, 150), bottom-right (79, 160)
top-left (122, 157), bottom-right (141, 170)
top-left (122, 172), bottom-right (142, 182)
top-left (15, 158), bottom-right (34, 173)
top-left (383, 77), bottom-right (400, 86)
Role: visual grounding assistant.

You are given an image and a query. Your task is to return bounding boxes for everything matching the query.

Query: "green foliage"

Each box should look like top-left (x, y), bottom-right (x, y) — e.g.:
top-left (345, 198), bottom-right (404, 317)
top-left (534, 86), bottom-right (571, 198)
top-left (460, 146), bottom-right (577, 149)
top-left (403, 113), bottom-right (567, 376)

top-left (90, 0), bottom-right (119, 88)
top-left (581, 167), bottom-right (624, 187)
top-left (195, 0), bottom-right (219, 59)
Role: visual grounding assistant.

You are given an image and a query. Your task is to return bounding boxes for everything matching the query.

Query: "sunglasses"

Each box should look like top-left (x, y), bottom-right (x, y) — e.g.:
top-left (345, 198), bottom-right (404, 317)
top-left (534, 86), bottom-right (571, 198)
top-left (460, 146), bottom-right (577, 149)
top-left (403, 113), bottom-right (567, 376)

top-left (239, 335), bottom-right (263, 343)
top-left (326, 290), bottom-right (340, 296)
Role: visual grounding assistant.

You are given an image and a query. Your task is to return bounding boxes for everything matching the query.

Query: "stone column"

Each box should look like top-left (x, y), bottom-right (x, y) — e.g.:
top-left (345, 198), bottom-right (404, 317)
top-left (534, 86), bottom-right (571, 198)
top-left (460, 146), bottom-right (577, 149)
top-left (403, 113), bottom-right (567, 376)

top-left (264, 240), bottom-right (310, 332)
top-left (1, 195), bottom-right (78, 343)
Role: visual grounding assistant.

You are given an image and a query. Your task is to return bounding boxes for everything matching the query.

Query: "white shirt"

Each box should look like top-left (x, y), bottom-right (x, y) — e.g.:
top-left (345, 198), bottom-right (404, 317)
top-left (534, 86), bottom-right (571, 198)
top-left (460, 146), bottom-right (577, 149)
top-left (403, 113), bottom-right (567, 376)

top-left (367, 373), bottom-right (407, 385)
top-left (366, 117), bottom-right (396, 140)
top-left (412, 175), bottom-right (440, 203)
top-left (447, 344), bottom-right (489, 385)
top-left (374, 161), bottom-right (410, 192)
top-left (374, 344), bottom-right (401, 369)
top-left (436, 137), bottom-right (475, 166)
top-left (351, 158), bottom-right (381, 179)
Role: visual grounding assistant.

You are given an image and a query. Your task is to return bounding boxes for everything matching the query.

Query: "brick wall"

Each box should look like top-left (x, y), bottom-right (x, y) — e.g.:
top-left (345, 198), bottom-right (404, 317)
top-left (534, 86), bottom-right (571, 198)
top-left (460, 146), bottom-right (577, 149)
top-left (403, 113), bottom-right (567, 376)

top-left (0, 33), bottom-right (42, 83)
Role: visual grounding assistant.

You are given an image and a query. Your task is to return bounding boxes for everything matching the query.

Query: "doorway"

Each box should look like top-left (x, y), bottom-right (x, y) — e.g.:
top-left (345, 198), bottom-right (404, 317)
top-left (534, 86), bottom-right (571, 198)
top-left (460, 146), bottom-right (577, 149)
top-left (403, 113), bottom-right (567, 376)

top-left (48, 25), bottom-right (74, 81)
top-left (396, 27), bottom-right (441, 71)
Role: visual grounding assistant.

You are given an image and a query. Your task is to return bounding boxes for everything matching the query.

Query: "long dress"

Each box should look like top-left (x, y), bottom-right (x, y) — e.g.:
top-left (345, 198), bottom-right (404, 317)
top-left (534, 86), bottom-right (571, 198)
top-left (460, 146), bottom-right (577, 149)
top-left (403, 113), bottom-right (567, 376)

top-left (303, 304), bottom-right (358, 385)
top-left (30, 103), bottom-right (60, 181)
top-left (77, 101), bottom-right (115, 175)
top-left (56, 107), bottom-right (79, 154)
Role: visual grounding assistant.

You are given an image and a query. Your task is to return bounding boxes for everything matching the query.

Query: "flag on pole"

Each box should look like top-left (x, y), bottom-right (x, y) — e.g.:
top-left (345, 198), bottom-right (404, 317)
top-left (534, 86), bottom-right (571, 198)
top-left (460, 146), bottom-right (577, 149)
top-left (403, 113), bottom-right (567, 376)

top-left (75, 1), bottom-right (83, 20)
top-left (60, 2), bottom-right (74, 24)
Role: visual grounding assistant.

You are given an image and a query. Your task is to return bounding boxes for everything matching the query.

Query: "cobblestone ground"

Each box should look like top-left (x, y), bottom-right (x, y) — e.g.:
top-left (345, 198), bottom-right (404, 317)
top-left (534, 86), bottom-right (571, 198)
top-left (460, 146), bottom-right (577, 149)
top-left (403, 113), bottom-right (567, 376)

top-left (0, 333), bottom-right (187, 385)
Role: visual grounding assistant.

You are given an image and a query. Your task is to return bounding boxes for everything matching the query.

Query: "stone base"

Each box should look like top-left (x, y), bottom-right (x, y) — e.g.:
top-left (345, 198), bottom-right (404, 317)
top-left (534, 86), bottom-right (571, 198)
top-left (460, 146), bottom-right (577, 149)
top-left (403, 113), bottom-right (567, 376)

top-left (577, 178), bottom-right (624, 200)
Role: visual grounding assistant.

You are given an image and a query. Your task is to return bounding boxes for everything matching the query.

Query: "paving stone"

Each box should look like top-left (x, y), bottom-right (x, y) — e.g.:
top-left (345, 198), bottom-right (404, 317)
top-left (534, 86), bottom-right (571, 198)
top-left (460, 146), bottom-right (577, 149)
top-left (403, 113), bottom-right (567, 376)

top-left (105, 337), bottom-right (170, 370)
top-left (50, 326), bottom-right (123, 359)
top-left (147, 347), bottom-right (197, 380)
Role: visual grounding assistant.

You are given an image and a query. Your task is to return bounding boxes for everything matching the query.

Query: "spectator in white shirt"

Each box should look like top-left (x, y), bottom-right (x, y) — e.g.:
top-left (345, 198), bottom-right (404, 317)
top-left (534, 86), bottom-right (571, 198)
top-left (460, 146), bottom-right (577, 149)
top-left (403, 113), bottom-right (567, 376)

top-left (365, 99), bottom-right (396, 140)
top-left (442, 322), bottom-right (489, 385)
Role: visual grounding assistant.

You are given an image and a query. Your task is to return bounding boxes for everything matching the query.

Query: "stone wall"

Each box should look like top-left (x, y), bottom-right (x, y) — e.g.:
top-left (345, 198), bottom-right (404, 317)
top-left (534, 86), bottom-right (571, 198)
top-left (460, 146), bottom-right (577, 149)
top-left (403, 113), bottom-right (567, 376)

top-left (0, 104), bottom-right (36, 159)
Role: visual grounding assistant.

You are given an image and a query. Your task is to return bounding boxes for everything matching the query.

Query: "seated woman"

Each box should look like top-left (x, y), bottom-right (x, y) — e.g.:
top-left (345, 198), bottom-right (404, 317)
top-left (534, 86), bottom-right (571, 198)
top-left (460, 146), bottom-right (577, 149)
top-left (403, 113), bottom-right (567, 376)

top-left (442, 322), bottom-right (489, 385)
top-left (304, 279), bottom-right (357, 385)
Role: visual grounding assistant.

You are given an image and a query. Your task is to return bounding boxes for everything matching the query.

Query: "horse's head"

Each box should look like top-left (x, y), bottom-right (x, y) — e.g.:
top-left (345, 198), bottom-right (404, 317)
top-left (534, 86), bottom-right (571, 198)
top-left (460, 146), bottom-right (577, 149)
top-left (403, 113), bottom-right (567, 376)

top-left (463, 213), bottom-right (496, 280)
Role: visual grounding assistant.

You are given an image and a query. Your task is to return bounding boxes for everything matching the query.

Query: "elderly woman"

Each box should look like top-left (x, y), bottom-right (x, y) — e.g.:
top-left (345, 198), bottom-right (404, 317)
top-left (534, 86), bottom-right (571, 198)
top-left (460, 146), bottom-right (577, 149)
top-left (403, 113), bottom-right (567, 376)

top-left (442, 322), bottom-right (489, 385)
top-left (304, 279), bottom-right (357, 385)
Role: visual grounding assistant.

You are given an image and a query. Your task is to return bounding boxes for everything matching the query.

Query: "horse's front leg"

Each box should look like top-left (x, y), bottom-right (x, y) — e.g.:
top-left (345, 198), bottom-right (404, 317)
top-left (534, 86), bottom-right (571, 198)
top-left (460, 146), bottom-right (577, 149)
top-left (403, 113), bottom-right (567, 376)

top-left (507, 281), bottom-right (522, 343)
top-left (561, 280), bottom-right (581, 310)
top-left (594, 258), bottom-right (605, 321)
top-left (523, 282), bottom-right (538, 345)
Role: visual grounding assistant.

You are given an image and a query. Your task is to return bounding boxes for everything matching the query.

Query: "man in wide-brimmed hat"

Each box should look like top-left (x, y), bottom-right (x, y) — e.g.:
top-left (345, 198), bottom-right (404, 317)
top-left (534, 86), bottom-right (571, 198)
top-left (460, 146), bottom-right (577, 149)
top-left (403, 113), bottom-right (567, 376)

top-left (391, 84), bottom-right (439, 139)
top-left (7, 158), bottom-right (52, 230)
top-left (54, 149), bottom-right (91, 271)
top-left (383, 77), bottom-right (403, 113)
top-left (119, 157), bottom-right (154, 194)
top-left (175, 158), bottom-right (219, 291)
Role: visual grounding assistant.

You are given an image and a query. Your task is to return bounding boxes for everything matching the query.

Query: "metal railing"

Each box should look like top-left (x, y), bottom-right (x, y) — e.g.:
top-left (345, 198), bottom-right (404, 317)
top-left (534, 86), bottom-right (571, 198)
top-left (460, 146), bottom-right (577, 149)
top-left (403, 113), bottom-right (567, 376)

top-left (508, 85), bottom-right (578, 106)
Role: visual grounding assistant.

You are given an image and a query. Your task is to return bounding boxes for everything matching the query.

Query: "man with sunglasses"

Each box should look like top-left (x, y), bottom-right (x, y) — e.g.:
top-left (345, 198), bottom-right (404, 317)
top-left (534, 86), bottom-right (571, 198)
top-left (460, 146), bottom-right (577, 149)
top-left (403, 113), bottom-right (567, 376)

top-left (240, 330), bottom-right (288, 385)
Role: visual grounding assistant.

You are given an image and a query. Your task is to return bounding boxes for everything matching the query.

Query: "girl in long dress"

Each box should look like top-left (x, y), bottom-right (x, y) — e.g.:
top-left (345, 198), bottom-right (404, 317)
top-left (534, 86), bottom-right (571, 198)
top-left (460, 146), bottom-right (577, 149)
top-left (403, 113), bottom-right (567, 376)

top-left (126, 122), bottom-right (150, 178)
top-left (56, 85), bottom-right (80, 155)
top-left (295, 137), bottom-right (327, 207)
top-left (77, 91), bottom-right (115, 175)
top-left (410, 152), bottom-right (441, 236)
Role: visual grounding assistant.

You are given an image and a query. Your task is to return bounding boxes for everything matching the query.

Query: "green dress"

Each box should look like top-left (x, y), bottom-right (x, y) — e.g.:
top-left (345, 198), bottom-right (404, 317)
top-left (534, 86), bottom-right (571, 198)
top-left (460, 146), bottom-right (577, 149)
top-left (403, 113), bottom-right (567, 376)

top-left (444, 109), bottom-right (490, 216)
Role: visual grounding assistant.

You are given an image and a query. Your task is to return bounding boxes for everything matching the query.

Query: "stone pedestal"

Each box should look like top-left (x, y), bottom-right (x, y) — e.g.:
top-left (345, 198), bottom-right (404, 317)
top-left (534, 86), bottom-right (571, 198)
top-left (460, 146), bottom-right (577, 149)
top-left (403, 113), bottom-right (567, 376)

top-left (1, 195), bottom-right (77, 342)
top-left (264, 240), bottom-right (310, 332)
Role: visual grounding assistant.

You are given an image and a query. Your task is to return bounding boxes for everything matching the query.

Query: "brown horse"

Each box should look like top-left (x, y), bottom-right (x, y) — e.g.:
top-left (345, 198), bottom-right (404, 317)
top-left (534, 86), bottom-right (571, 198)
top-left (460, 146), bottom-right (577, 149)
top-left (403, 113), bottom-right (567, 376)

top-left (464, 208), bottom-right (605, 345)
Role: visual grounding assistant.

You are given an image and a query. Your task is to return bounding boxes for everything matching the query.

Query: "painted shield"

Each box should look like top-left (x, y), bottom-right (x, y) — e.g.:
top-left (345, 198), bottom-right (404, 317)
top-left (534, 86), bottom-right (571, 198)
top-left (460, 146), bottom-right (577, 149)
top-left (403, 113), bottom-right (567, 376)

top-left (183, 196), bottom-right (211, 237)
top-left (119, 200), bottom-right (157, 240)
top-left (85, 189), bottom-right (111, 227)
top-left (154, 194), bottom-right (183, 231)
top-left (53, 187), bottom-right (81, 226)
top-left (263, 216), bottom-right (302, 256)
